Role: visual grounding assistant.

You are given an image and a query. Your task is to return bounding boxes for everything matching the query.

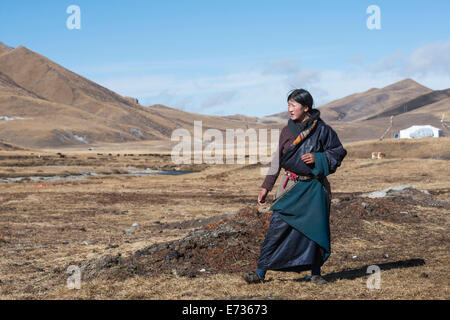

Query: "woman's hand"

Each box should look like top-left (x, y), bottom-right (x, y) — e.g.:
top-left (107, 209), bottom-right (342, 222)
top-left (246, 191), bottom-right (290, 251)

top-left (258, 188), bottom-right (268, 205)
top-left (301, 153), bottom-right (315, 164)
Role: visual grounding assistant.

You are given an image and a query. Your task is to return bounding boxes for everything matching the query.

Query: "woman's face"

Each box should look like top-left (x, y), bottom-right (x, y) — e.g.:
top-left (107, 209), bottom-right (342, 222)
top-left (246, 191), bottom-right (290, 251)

top-left (288, 99), bottom-right (309, 121)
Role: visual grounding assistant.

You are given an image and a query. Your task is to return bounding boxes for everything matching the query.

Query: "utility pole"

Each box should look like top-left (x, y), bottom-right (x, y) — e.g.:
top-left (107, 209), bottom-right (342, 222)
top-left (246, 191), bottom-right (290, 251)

top-left (441, 113), bottom-right (450, 132)
top-left (379, 115), bottom-right (394, 140)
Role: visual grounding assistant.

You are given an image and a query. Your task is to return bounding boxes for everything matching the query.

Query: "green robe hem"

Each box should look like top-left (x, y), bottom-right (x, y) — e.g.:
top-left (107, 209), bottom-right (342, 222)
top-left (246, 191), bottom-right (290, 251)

top-left (270, 152), bottom-right (331, 264)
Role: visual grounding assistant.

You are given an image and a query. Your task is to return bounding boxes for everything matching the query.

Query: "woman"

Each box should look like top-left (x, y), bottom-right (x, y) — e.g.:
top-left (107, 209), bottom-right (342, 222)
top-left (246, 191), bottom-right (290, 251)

top-left (243, 89), bottom-right (347, 285)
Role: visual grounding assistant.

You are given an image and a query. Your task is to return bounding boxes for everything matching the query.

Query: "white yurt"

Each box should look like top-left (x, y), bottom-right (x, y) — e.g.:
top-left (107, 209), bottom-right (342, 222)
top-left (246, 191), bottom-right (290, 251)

top-left (399, 125), bottom-right (443, 139)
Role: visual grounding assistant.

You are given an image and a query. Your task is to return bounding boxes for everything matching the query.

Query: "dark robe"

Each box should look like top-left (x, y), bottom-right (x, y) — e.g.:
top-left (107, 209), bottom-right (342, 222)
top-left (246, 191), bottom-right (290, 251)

top-left (257, 112), bottom-right (347, 272)
top-left (262, 114), bottom-right (347, 191)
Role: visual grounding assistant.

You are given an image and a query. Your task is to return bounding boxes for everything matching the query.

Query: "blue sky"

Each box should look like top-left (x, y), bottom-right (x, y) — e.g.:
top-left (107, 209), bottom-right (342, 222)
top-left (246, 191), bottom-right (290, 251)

top-left (1, 0), bottom-right (449, 116)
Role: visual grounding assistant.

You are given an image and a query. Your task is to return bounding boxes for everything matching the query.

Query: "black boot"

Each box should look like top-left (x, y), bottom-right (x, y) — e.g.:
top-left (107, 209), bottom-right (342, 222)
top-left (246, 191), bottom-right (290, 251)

top-left (243, 271), bottom-right (265, 284)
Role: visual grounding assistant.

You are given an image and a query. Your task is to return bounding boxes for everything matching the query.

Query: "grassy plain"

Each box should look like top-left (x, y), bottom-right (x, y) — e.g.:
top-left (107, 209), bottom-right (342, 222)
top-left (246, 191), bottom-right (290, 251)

top-left (0, 138), bottom-right (449, 299)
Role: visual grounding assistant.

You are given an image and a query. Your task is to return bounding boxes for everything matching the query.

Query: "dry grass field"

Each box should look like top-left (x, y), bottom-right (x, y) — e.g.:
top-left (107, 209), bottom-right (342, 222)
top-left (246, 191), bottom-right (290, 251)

top-left (0, 138), bottom-right (449, 300)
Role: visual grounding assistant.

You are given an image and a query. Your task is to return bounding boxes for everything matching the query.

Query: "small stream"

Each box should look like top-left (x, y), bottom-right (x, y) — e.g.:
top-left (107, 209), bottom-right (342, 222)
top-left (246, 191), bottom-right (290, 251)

top-left (0, 169), bottom-right (194, 183)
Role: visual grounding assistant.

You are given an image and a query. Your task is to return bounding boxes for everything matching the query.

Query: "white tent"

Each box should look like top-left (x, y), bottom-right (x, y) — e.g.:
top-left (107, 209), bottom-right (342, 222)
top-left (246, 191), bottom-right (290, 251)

top-left (399, 125), bottom-right (443, 139)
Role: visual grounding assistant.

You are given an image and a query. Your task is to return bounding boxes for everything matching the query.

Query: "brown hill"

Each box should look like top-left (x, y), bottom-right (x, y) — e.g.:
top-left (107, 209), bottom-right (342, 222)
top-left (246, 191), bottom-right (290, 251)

top-left (367, 89), bottom-right (450, 120)
top-left (265, 79), bottom-right (433, 123)
top-left (0, 45), bottom-right (183, 147)
top-left (0, 44), bottom-right (269, 149)
top-left (0, 75), bottom-right (170, 148)
top-left (260, 79), bottom-right (449, 143)
top-left (146, 104), bottom-right (266, 132)
top-left (408, 96), bottom-right (450, 118)
top-left (0, 46), bottom-right (137, 109)
top-left (324, 101), bottom-right (449, 143)
top-left (0, 42), bottom-right (13, 56)
top-left (342, 89), bottom-right (450, 142)
top-left (319, 79), bottom-right (432, 122)
top-left (0, 139), bottom-right (25, 151)
top-left (0, 42), bottom-right (447, 149)
top-left (0, 71), bottom-right (41, 98)
top-left (0, 45), bottom-right (212, 147)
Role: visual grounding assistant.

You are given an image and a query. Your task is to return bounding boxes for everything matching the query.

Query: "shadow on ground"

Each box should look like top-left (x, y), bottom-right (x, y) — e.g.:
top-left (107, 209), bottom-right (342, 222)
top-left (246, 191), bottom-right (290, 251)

top-left (294, 258), bottom-right (426, 283)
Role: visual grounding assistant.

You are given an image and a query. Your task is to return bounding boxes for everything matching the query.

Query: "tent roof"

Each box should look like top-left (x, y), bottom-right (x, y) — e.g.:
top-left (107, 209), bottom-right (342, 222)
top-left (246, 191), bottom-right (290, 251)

top-left (400, 125), bottom-right (441, 132)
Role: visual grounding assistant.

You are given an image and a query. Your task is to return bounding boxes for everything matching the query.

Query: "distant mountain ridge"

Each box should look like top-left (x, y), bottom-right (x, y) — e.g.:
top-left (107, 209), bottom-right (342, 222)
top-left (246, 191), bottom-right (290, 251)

top-left (265, 78), bottom-right (434, 122)
top-left (0, 42), bottom-right (13, 56)
top-left (0, 42), bottom-right (267, 148)
top-left (0, 41), bottom-right (448, 148)
top-left (366, 89), bottom-right (450, 120)
top-left (262, 78), bottom-right (449, 142)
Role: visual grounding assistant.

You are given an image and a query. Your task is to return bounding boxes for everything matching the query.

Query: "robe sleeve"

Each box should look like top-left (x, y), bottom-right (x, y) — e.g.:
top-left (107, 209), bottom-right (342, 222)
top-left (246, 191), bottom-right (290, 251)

top-left (261, 126), bottom-right (290, 191)
top-left (319, 124), bottom-right (347, 174)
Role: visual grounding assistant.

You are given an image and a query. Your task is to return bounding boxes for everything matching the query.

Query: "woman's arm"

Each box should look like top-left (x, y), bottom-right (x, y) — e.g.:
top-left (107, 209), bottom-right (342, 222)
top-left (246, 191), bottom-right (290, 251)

top-left (320, 124), bottom-right (347, 174)
top-left (260, 126), bottom-right (290, 191)
top-left (261, 149), bottom-right (282, 191)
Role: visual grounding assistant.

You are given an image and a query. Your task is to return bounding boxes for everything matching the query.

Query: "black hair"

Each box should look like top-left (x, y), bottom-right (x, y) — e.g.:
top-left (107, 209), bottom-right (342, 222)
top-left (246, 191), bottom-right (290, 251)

top-left (287, 89), bottom-right (314, 110)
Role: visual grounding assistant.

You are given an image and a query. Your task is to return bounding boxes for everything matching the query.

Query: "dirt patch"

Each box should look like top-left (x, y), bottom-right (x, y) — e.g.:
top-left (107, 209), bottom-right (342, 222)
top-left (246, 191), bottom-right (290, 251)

top-left (148, 212), bottom-right (235, 231)
top-left (0, 192), bottom-right (32, 204)
top-left (66, 191), bottom-right (257, 206)
top-left (205, 163), bottom-right (264, 180)
top-left (74, 187), bottom-right (449, 282)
